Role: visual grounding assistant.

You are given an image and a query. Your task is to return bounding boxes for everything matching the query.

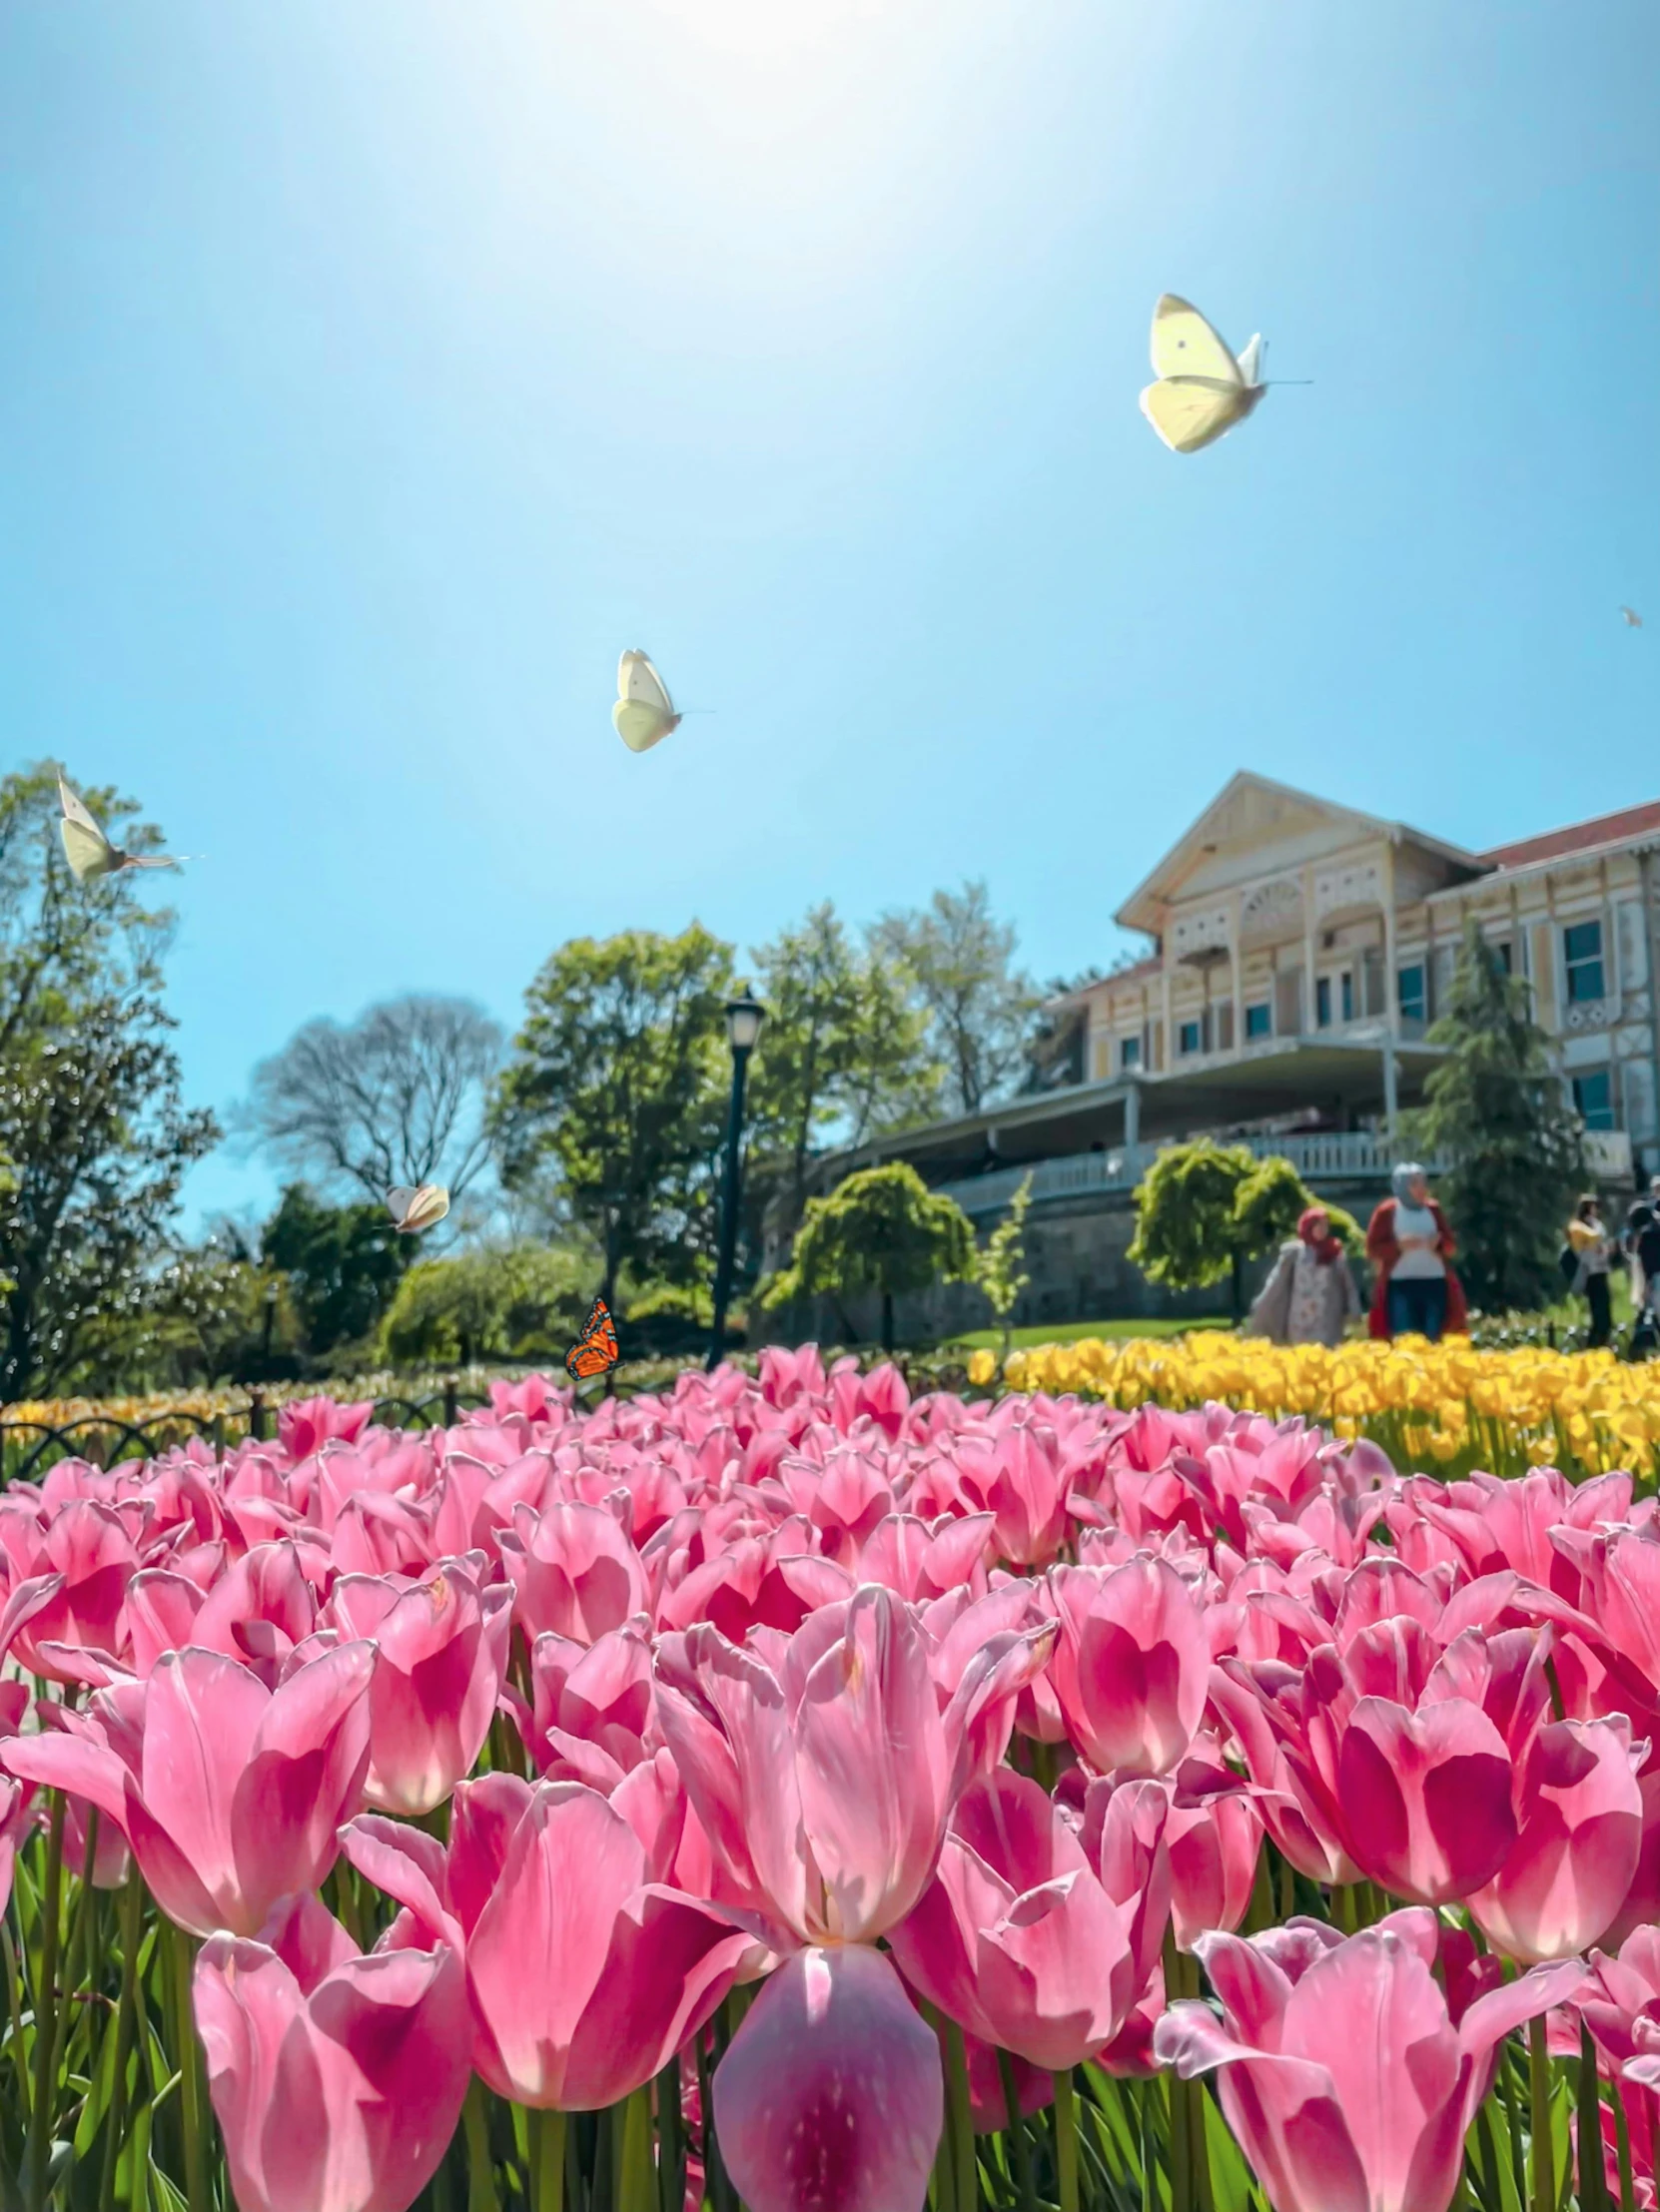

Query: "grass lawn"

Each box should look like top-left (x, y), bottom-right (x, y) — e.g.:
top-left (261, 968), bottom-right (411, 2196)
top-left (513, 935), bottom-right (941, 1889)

top-left (938, 1314), bottom-right (1238, 1351)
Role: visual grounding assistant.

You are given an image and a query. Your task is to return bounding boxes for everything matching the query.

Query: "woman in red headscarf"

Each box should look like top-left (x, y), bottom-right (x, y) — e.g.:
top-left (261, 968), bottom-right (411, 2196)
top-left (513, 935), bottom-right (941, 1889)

top-left (1246, 1206), bottom-right (1362, 1346)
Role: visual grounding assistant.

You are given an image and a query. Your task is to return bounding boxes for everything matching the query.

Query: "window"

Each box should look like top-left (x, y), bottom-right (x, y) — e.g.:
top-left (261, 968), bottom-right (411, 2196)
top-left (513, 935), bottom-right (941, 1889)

top-left (1397, 964), bottom-right (1426, 1023)
top-left (1493, 939), bottom-right (1513, 976)
top-left (1120, 1035), bottom-right (1142, 1070)
top-left (1315, 977), bottom-right (1331, 1029)
top-left (1245, 1002), bottom-right (1272, 1040)
top-left (1573, 1069), bottom-right (1615, 1130)
top-left (1564, 921), bottom-right (1605, 1004)
top-left (1178, 1019), bottom-right (1203, 1057)
top-left (1340, 971), bottom-right (1355, 1023)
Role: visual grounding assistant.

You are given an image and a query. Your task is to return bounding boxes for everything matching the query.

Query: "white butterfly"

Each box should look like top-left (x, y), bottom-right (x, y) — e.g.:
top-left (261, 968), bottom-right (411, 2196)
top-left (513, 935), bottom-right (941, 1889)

top-left (1140, 295), bottom-right (1268, 454)
top-left (57, 776), bottom-right (182, 884)
top-left (612, 651), bottom-right (683, 754)
top-left (1621, 606), bottom-right (1643, 628)
top-left (387, 1183), bottom-right (450, 1234)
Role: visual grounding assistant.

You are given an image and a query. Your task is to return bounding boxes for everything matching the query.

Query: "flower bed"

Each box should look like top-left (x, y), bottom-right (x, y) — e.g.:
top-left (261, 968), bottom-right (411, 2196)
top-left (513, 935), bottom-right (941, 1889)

top-left (981, 1332), bottom-right (1660, 1479)
top-left (0, 1348), bottom-right (1656, 2212)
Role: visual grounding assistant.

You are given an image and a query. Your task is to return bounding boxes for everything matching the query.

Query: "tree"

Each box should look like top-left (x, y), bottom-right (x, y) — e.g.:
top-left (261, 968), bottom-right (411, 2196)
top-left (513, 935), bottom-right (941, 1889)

top-left (244, 995), bottom-right (503, 1205)
top-left (873, 882), bottom-right (1042, 1115)
top-left (1408, 918), bottom-right (1585, 1312)
top-left (747, 903), bottom-right (940, 1222)
top-left (493, 927), bottom-right (734, 1306)
top-left (763, 1161), bottom-right (978, 1351)
top-left (977, 1172), bottom-right (1034, 1354)
top-left (260, 1183), bottom-right (412, 1357)
top-left (1128, 1140), bottom-right (1360, 1320)
top-left (0, 767), bottom-right (218, 1396)
top-left (380, 1245), bottom-right (590, 1367)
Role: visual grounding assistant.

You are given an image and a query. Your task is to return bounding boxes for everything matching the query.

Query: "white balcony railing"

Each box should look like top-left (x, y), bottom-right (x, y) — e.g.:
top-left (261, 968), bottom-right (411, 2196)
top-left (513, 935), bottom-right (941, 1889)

top-left (935, 1132), bottom-right (1445, 1218)
top-left (938, 1124), bottom-right (1637, 1218)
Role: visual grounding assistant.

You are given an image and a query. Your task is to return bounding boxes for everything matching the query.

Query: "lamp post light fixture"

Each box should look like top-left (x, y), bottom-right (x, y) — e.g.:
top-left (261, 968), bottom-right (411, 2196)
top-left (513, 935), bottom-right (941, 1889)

top-left (707, 988), bottom-right (766, 1371)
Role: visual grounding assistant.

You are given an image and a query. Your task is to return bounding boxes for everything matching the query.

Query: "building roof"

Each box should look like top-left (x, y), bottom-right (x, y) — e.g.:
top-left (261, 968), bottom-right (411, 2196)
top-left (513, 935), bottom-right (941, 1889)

top-left (1113, 771), bottom-right (1481, 935)
top-left (1475, 799), bottom-right (1660, 874)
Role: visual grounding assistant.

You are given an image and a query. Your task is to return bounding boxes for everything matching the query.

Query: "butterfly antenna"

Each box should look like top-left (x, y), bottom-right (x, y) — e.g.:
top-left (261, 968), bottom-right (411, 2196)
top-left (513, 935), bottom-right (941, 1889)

top-left (1266, 379), bottom-right (1314, 386)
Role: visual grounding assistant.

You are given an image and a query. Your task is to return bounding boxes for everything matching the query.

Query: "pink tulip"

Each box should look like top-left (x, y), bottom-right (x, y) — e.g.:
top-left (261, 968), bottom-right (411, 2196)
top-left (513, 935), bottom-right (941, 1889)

top-left (1133, 1743), bottom-right (1263, 1950)
top-left (713, 1946), bottom-right (941, 2212)
top-left (1469, 1716), bottom-right (1645, 1961)
top-left (1155, 1911), bottom-right (1586, 2212)
top-left (1048, 1556), bottom-right (1211, 1776)
top-left (887, 1769), bottom-right (1168, 2069)
top-left (499, 1500), bottom-right (648, 1643)
top-left (277, 1395), bottom-right (374, 1458)
top-left (758, 1343), bottom-right (827, 1409)
top-left (0, 1498), bottom-right (141, 1681)
top-left (342, 1776), bottom-right (752, 2108)
top-left (510, 1624), bottom-right (654, 1787)
top-left (194, 1891), bottom-right (468, 2212)
top-left (1582, 1926), bottom-right (1660, 2093)
top-left (856, 1512), bottom-right (994, 1604)
top-left (1, 1642), bottom-right (373, 1935)
top-left (944, 1424), bottom-right (1072, 1567)
top-left (654, 1584), bottom-right (1050, 1944)
top-left (324, 1561), bottom-right (511, 1815)
top-left (1218, 1624), bottom-right (1520, 1905)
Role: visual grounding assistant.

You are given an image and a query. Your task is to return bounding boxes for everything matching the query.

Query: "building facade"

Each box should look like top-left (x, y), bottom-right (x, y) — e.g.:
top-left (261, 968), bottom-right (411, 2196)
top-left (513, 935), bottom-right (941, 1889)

top-left (799, 774), bottom-right (1660, 1335)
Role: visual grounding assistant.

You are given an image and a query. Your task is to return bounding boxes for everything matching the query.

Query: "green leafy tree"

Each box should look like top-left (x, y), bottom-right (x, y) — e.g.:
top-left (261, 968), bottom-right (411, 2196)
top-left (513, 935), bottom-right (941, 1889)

top-left (79, 1238), bottom-right (283, 1391)
top-left (1129, 1140), bottom-right (1358, 1320)
top-left (493, 927), bottom-right (734, 1306)
top-left (380, 1245), bottom-right (590, 1367)
top-left (748, 903), bottom-right (940, 1222)
top-left (261, 1184), bottom-right (412, 1357)
top-left (0, 767), bottom-right (216, 1395)
top-left (977, 1172), bottom-right (1034, 1354)
top-left (1407, 918), bottom-right (1585, 1311)
top-left (873, 881), bottom-right (1042, 1114)
top-left (763, 1161), bottom-right (978, 1351)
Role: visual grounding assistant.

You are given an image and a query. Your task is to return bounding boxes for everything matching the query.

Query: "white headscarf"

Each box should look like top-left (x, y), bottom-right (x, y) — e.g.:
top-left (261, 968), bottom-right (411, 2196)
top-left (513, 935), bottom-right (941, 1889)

top-left (1391, 1161), bottom-right (1427, 1203)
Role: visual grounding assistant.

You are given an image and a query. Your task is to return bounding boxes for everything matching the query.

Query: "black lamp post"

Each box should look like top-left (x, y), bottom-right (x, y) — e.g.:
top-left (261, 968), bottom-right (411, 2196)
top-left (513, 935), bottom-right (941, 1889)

top-left (707, 988), bottom-right (766, 1371)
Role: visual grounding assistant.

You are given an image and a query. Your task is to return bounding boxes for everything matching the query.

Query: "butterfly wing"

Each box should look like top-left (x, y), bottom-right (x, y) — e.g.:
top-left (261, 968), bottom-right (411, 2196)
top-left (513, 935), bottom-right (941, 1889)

top-left (60, 819), bottom-right (116, 882)
top-left (1235, 334), bottom-right (1264, 387)
top-left (387, 1187), bottom-right (415, 1228)
top-left (619, 651), bottom-right (674, 713)
top-left (1149, 296), bottom-right (1244, 385)
top-left (564, 1296), bottom-right (620, 1380)
top-left (613, 698), bottom-right (680, 753)
top-left (1140, 376), bottom-right (1255, 454)
top-left (58, 779), bottom-right (116, 882)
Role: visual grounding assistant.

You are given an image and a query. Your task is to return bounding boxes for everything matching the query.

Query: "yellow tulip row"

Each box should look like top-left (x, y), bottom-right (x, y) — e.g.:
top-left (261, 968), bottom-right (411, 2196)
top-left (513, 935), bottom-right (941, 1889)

top-left (968, 1334), bottom-right (1660, 1479)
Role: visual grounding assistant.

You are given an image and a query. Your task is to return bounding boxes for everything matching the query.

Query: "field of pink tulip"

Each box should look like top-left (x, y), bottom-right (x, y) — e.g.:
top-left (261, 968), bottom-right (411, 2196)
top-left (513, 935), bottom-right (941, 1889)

top-left (1, 1350), bottom-right (1659, 2212)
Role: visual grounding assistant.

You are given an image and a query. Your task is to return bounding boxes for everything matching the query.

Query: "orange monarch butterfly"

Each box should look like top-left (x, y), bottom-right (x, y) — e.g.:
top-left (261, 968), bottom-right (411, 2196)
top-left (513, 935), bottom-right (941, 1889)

top-left (565, 1297), bottom-right (620, 1383)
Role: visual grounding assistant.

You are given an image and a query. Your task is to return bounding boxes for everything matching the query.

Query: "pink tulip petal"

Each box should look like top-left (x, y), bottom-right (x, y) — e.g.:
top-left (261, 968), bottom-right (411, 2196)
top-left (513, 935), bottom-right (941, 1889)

top-left (713, 1947), bottom-right (942, 2212)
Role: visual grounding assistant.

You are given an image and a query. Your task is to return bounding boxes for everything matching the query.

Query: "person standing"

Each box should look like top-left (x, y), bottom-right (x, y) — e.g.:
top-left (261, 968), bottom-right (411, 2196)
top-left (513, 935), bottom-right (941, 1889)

top-left (1626, 1175), bottom-right (1660, 1313)
top-left (1365, 1161), bottom-right (1468, 1342)
top-left (1566, 1193), bottom-right (1616, 1349)
top-left (1247, 1206), bottom-right (1362, 1346)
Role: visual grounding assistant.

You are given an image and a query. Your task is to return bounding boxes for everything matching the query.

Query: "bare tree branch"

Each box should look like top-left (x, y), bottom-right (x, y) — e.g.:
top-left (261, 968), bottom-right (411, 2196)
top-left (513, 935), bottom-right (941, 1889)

top-left (242, 994), bottom-right (504, 1203)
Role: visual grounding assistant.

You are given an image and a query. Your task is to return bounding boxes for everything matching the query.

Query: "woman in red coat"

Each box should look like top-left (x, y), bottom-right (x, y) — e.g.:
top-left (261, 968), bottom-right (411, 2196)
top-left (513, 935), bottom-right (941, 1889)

top-left (1365, 1161), bottom-right (1468, 1340)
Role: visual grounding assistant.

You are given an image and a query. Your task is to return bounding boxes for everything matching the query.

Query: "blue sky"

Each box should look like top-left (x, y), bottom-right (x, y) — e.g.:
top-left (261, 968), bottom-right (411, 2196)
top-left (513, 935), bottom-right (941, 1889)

top-left (1, 0), bottom-right (1655, 1228)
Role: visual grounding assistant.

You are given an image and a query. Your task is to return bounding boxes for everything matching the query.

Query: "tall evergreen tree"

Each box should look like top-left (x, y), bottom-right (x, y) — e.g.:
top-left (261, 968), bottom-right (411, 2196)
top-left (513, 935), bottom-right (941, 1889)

top-left (1409, 918), bottom-right (1585, 1313)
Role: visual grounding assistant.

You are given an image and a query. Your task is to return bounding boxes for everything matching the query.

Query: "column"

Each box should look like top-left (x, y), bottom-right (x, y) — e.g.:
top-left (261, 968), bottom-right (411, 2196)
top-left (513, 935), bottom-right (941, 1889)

top-left (1230, 890), bottom-right (1244, 1056)
top-left (1381, 1043), bottom-right (1398, 1139)
top-left (1124, 1082), bottom-right (1141, 1151)
top-left (1160, 927), bottom-right (1173, 1073)
top-left (1301, 865), bottom-right (1318, 1033)
top-left (1381, 841), bottom-right (1398, 1035)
